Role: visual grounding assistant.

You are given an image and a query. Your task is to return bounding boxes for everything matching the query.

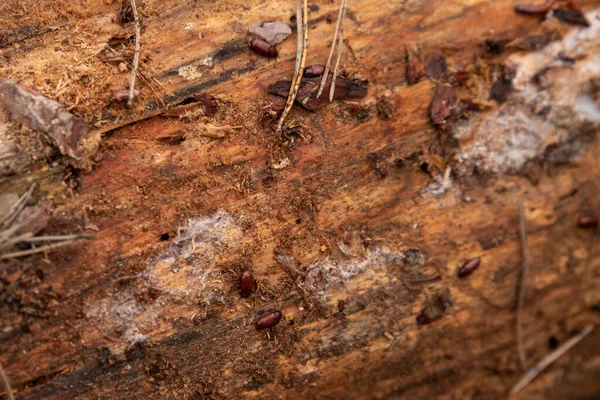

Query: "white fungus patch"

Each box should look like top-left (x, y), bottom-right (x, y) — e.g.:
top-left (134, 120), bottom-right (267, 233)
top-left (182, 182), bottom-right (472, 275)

top-left (454, 10), bottom-right (600, 175)
top-left (150, 210), bottom-right (243, 305)
top-left (303, 247), bottom-right (403, 303)
top-left (85, 210), bottom-right (243, 343)
top-left (177, 57), bottom-right (214, 81)
top-left (84, 291), bottom-right (160, 344)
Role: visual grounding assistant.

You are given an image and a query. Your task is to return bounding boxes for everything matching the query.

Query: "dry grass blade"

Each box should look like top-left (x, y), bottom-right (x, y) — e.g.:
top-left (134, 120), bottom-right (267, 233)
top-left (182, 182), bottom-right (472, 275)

top-left (317, 0), bottom-right (345, 98)
top-left (517, 201), bottom-right (529, 371)
top-left (0, 213), bottom-right (38, 249)
top-left (0, 361), bottom-right (14, 400)
top-left (0, 235), bottom-right (95, 260)
top-left (510, 325), bottom-right (594, 396)
top-left (328, 0), bottom-right (348, 102)
top-left (0, 183), bottom-right (35, 230)
top-left (276, 0), bottom-right (308, 133)
top-left (127, 0), bottom-right (141, 108)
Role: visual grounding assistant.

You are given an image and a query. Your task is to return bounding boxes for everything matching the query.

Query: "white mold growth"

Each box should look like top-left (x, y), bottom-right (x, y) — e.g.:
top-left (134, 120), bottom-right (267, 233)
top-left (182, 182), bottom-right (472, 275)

top-left (85, 210), bottom-right (243, 344)
top-left (303, 247), bottom-right (403, 303)
top-left (454, 11), bottom-right (600, 175)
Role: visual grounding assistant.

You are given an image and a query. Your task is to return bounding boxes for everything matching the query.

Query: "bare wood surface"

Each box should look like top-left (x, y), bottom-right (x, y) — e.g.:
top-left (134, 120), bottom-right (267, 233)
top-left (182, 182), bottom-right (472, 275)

top-left (1, 1), bottom-right (600, 399)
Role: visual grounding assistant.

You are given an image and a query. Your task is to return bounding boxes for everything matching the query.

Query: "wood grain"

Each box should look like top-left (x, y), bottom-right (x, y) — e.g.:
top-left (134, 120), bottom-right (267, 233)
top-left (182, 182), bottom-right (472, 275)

top-left (0, 1), bottom-right (599, 399)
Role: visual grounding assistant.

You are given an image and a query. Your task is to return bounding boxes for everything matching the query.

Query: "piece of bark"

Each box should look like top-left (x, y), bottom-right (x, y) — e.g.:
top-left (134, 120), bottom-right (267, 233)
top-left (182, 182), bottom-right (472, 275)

top-left (406, 43), bottom-right (425, 85)
top-left (430, 84), bottom-right (458, 130)
top-left (249, 21), bottom-right (292, 45)
top-left (424, 55), bottom-right (449, 82)
top-left (274, 249), bottom-right (303, 281)
top-left (0, 79), bottom-right (97, 160)
top-left (268, 76), bottom-right (367, 111)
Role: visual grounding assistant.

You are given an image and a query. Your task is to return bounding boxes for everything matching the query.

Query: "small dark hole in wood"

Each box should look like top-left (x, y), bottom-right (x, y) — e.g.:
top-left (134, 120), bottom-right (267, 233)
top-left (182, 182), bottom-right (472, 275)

top-left (548, 336), bottom-right (559, 350)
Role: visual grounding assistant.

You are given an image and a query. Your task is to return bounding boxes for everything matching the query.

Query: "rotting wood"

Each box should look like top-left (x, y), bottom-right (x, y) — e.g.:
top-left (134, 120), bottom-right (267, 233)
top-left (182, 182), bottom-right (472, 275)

top-left (0, 1), bottom-right (599, 399)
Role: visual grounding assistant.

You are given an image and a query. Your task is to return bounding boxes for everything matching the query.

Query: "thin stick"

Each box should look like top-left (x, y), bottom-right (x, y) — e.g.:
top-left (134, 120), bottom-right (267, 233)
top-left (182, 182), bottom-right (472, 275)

top-left (328, 0), bottom-right (348, 102)
top-left (0, 237), bottom-right (93, 260)
top-left (0, 213), bottom-right (39, 247)
top-left (16, 233), bottom-right (95, 243)
top-left (517, 201), bottom-right (529, 371)
top-left (294, 0), bottom-right (303, 73)
top-left (510, 325), bottom-right (594, 396)
top-left (0, 361), bottom-right (15, 400)
top-left (276, 0), bottom-right (308, 133)
top-left (127, 0), bottom-right (141, 108)
top-left (317, 0), bottom-right (345, 98)
top-left (0, 183), bottom-right (36, 229)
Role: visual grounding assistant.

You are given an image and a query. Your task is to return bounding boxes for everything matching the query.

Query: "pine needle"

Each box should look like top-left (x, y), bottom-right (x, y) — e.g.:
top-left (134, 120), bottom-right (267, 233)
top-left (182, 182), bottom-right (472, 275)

top-left (316, 0), bottom-right (346, 98)
top-left (517, 201), bottom-right (529, 371)
top-left (127, 0), bottom-right (141, 108)
top-left (510, 325), bottom-right (594, 396)
top-left (0, 235), bottom-right (95, 260)
top-left (328, 0), bottom-right (348, 102)
top-left (276, 0), bottom-right (309, 133)
top-left (0, 183), bottom-right (35, 230)
top-left (0, 361), bottom-right (14, 400)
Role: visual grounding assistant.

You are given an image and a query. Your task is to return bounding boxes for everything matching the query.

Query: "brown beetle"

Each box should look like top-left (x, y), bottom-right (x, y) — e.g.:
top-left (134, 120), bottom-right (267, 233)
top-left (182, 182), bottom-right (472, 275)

top-left (304, 64), bottom-right (326, 77)
top-left (250, 38), bottom-right (278, 58)
top-left (457, 257), bottom-right (481, 278)
top-left (240, 271), bottom-right (253, 298)
top-left (256, 311), bottom-right (282, 329)
top-left (577, 216), bottom-right (598, 229)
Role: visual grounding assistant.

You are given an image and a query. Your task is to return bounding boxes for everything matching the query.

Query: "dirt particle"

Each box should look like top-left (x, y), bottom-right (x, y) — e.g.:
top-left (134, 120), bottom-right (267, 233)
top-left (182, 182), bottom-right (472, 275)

top-left (406, 43), bottom-right (425, 85)
top-left (490, 77), bottom-right (513, 103)
top-left (424, 55), bottom-right (449, 82)
top-left (125, 341), bottom-right (145, 361)
top-left (554, 9), bottom-right (590, 27)
top-left (376, 96), bottom-right (395, 119)
top-left (404, 248), bottom-right (424, 266)
top-left (416, 288), bottom-right (453, 325)
top-left (485, 37), bottom-right (512, 55)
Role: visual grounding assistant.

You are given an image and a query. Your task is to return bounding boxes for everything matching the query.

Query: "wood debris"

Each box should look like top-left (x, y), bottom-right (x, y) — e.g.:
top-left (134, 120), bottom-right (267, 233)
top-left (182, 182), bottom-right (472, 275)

top-left (430, 83), bottom-right (458, 131)
top-left (268, 76), bottom-right (367, 111)
top-left (0, 79), bottom-right (99, 160)
top-left (0, 184), bottom-right (94, 260)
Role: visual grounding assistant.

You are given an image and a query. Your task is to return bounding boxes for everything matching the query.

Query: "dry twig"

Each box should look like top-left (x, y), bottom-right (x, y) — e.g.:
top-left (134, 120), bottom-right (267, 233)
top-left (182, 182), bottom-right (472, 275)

top-left (276, 0), bottom-right (308, 133)
top-left (127, 0), bottom-right (141, 108)
top-left (0, 186), bottom-right (95, 260)
top-left (328, 0), bottom-right (348, 102)
top-left (0, 183), bottom-right (35, 230)
top-left (0, 361), bottom-right (14, 400)
top-left (317, 0), bottom-right (348, 100)
top-left (510, 325), bottom-right (594, 396)
top-left (517, 201), bottom-right (529, 371)
top-left (0, 236), bottom-right (95, 260)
